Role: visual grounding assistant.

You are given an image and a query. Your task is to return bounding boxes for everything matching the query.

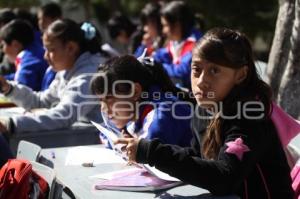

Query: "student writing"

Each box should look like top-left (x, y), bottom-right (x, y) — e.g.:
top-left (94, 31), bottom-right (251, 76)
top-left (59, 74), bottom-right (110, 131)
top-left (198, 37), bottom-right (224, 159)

top-left (116, 28), bottom-right (294, 198)
top-left (91, 55), bottom-right (193, 147)
top-left (0, 19), bottom-right (106, 134)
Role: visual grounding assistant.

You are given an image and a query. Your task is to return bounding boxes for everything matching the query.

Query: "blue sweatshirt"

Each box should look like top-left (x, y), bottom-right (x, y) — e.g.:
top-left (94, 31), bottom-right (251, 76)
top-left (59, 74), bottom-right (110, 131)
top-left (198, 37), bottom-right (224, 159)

top-left (154, 30), bottom-right (202, 89)
top-left (101, 86), bottom-right (193, 147)
top-left (5, 41), bottom-right (48, 91)
top-left (7, 52), bottom-right (105, 133)
top-left (41, 67), bottom-right (56, 91)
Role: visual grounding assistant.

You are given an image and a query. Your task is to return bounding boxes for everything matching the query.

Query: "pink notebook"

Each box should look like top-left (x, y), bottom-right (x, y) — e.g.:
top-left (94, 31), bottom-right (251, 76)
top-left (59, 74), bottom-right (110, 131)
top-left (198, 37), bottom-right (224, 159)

top-left (94, 168), bottom-right (182, 191)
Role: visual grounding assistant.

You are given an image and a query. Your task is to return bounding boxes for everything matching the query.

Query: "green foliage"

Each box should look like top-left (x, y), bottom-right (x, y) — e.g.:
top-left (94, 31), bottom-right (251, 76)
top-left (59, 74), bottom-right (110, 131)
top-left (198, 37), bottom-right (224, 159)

top-left (91, 0), bottom-right (148, 22)
top-left (188, 0), bottom-right (278, 39)
top-left (119, 0), bottom-right (147, 17)
top-left (0, 0), bottom-right (39, 8)
top-left (91, 0), bottom-right (111, 22)
top-left (2, 0), bottom-right (278, 55)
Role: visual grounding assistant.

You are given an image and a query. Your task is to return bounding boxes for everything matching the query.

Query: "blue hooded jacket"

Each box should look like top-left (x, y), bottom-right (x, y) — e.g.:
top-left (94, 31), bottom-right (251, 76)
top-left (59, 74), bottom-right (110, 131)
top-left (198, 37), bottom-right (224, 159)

top-left (154, 29), bottom-right (202, 89)
top-left (101, 86), bottom-right (193, 148)
top-left (5, 41), bottom-right (48, 91)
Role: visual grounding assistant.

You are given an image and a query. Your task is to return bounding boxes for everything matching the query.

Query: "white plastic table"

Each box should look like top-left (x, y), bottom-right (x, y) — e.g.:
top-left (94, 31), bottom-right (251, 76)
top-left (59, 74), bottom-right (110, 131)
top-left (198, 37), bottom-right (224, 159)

top-left (40, 145), bottom-right (240, 199)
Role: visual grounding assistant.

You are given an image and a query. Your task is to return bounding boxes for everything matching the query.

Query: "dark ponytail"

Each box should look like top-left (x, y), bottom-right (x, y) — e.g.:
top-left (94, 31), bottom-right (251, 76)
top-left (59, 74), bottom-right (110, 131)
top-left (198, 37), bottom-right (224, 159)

top-left (91, 55), bottom-right (192, 101)
top-left (45, 19), bottom-right (102, 55)
top-left (138, 57), bottom-right (176, 93)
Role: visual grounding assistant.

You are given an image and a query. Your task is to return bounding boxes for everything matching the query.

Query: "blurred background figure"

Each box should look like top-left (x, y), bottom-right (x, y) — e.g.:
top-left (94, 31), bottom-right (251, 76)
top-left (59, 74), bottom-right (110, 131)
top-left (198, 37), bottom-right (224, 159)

top-left (37, 2), bottom-right (62, 33)
top-left (0, 19), bottom-right (48, 91)
top-left (134, 2), bottom-right (165, 57)
top-left (107, 12), bottom-right (139, 55)
top-left (0, 8), bottom-right (16, 76)
top-left (37, 2), bottom-right (63, 90)
top-left (154, 1), bottom-right (202, 90)
top-left (14, 8), bottom-right (42, 45)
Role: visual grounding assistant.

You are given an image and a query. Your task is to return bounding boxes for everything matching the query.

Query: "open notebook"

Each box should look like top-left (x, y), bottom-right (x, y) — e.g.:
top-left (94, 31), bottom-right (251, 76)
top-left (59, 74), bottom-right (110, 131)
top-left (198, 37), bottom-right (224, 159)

top-left (93, 167), bottom-right (182, 192)
top-left (91, 121), bottom-right (182, 191)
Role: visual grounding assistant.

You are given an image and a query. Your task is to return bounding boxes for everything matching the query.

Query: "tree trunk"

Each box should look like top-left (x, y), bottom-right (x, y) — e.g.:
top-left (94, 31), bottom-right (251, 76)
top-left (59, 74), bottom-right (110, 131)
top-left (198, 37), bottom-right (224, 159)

top-left (267, 0), bottom-right (295, 97)
top-left (268, 0), bottom-right (300, 119)
top-left (277, 0), bottom-right (300, 118)
top-left (83, 0), bottom-right (92, 20)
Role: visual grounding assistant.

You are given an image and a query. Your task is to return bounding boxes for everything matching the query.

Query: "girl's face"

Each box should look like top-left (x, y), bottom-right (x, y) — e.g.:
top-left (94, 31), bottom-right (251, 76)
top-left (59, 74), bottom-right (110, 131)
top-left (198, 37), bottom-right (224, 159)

top-left (116, 31), bottom-right (129, 45)
top-left (191, 56), bottom-right (247, 109)
top-left (37, 11), bottom-right (56, 33)
top-left (161, 17), bottom-right (181, 41)
top-left (43, 34), bottom-right (76, 71)
top-left (100, 95), bottom-right (137, 129)
top-left (1, 40), bottom-right (22, 63)
top-left (143, 20), bottom-right (158, 39)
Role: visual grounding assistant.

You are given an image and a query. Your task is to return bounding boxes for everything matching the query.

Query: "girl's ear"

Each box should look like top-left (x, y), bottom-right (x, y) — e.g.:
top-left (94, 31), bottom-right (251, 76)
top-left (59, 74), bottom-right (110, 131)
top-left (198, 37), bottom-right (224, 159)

top-left (235, 66), bottom-right (248, 84)
top-left (11, 40), bottom-right (23, 52)
top-left (133, 83), bottom-right (142, 101)
top-left (66, 41), bottom-right (79, 56)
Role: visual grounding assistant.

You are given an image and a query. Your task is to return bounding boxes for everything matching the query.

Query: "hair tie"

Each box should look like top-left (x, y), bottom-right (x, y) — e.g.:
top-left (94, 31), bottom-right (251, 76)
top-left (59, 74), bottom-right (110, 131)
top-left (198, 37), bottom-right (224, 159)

top-left (81, 22), bottom-right (96, 40)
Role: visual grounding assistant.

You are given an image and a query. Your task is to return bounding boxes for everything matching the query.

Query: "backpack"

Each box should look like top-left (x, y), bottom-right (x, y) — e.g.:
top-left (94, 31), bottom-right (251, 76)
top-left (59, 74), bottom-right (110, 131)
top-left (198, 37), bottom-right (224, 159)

top-left (291, 160), bottom-right (300, 199)
top-left (271, 103), bottom-right (300, 198)
top-left (0, 159), bottom-right (49, 199)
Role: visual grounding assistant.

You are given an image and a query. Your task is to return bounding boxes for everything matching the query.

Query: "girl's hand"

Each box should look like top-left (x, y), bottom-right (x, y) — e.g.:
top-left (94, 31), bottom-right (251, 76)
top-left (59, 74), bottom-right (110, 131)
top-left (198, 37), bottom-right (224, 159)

top-left (121, 129), bottom-right (133, 138)
top-left (114, 138), bottom-right (139, 163)
top-left (0, 120), bottom-right (8, 133)
top-left (0, 76), bottom-right (10, 93)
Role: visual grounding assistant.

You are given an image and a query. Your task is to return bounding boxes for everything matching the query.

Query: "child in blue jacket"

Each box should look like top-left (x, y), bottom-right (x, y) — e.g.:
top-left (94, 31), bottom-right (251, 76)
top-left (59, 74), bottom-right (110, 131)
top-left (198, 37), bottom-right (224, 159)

top-left (134, 2), bottom-right (165, 58)
top-left (0, 19), bottom-right (48, 91)
top-left (37, 2), bottom-right (63, 90)
top-left (154, 1), bottom-right (202, 89)
top-left (91, 55), bottom-right (193, 147)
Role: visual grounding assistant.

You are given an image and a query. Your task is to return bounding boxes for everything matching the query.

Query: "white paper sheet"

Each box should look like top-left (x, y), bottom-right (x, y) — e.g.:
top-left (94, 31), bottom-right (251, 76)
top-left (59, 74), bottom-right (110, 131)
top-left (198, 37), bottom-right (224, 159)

top-left (91, 121), bottom-right (119, 143)
top-left (89, 167), bottom-right (140, 179)
top-left (64, 146), bottom-right (126, 166)
top-left (0, 107), bottom-right (25, 117)
top-left (143, 164), bottom-right (180, 182)
top-left (91, 121), bottom-right (128, 161)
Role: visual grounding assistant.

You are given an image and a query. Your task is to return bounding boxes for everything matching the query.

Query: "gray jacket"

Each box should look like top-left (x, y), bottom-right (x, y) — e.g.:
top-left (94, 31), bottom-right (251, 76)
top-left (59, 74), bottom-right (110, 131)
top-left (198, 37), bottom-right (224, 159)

top-left (7, 52), bottom-right (104, 133)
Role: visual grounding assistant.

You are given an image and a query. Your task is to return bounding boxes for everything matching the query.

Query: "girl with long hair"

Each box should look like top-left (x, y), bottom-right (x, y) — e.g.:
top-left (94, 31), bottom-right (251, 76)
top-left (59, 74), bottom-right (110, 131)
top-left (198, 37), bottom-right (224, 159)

top-left (116, 28), bottom-right (294, 198)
